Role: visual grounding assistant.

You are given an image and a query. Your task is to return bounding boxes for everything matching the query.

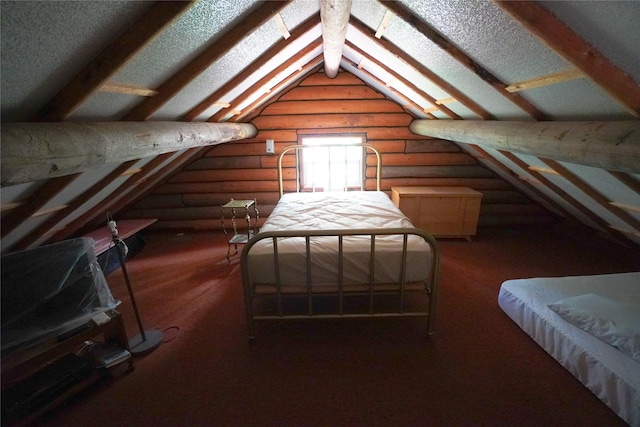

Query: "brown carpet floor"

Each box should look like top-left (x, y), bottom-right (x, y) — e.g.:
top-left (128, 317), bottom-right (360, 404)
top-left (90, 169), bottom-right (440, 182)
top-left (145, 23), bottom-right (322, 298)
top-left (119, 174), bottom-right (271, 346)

top-left (38, 223), bottom-right (640, 427)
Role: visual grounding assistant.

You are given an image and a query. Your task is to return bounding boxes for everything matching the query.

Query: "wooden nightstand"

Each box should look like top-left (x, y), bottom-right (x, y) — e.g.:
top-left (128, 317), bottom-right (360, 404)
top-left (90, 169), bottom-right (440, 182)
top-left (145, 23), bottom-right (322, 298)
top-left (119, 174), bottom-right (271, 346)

top-left (391, 186), bottom-right (482, 241)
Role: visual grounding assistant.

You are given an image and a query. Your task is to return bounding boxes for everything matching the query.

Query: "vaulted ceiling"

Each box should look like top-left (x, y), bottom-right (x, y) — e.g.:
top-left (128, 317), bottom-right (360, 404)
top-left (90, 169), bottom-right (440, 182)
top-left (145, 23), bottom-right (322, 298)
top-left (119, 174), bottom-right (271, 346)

top-left (1, 0), bottom-right (639, 253)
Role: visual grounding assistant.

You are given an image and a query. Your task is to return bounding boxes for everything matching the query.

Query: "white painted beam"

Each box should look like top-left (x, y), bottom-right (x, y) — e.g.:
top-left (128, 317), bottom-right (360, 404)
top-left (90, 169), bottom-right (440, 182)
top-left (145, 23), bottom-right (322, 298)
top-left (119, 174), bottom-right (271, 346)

top-left (1, 121), bottom-right (257, 185)
top-left (409, 120), bottom-right (640, 173)
top-left (320, 0), bottom-right (352, 78)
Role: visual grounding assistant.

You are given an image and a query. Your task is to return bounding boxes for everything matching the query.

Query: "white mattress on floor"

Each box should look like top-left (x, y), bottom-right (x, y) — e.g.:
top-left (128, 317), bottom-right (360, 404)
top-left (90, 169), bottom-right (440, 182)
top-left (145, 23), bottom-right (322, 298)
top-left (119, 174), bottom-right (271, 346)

top-left (247, 191), bottom-right (432, 285)
top-left (498, 272), bottom-right (640, 426)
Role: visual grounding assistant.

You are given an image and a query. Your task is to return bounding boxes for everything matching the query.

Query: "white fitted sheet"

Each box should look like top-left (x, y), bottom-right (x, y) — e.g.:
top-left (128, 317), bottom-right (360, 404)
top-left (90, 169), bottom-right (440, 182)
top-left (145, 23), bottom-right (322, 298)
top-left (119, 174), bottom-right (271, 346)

top-left (247, 191), bottom-right (432, 286)
top-left (498, 272), bottom-right (640, 426)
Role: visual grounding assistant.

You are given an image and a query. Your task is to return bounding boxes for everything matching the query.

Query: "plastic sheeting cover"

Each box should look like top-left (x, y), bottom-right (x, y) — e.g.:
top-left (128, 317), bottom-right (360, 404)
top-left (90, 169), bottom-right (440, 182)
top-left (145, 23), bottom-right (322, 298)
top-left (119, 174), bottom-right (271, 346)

top-left (1, 237), bottom-right (119, 354)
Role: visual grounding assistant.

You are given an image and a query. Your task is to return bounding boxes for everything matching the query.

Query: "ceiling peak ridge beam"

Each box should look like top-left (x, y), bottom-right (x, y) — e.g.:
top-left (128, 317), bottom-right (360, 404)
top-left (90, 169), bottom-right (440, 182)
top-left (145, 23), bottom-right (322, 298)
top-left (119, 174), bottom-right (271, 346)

top-left (379, 0), bottom-right (549, 121)
top-left (409, 120), bottom-right (640, 174)
top-left (34, 1), bottom-right (194, 122)
top-left (494, 0), bottom-right (640, 118)
top-left (123, 1), bottom-right (292, 121)
top-left (349, 16), bottom-right (494, 120)
top-left (320, 0), bottom-right (352, 79)
top-left (1, 121), bottom-right (257, 186)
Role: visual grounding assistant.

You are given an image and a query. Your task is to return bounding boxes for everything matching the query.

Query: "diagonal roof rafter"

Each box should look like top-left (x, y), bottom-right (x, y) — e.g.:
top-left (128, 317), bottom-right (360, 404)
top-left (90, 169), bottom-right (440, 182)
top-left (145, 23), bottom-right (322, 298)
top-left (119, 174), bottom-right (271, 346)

top-left (123, 0), bottom-right (293, 121)
top-left (208, 39), bottom-right (323, 122)
top-left (343, 41), bottom-right (460, 119)
top-left (500, 151), bottom-right (633, 246)
top-left (182, 13), bottom-right (322, 122)
top-left (13, 161), bottom-right (140, 252)
top-left (494, 0), bottom-right (640, 118)
top-left (379, 0), bottom-right (550, 121)
top-left (541, 159), bottom-right (640, 232)
top-left (34, 1), bottom-right (195, 122)
top-left (342, 57), bottom-right (430, 118)
top-left (238, 58), bottom-right (325, 122)
top-left (349, 15), bottom-right (495, 120)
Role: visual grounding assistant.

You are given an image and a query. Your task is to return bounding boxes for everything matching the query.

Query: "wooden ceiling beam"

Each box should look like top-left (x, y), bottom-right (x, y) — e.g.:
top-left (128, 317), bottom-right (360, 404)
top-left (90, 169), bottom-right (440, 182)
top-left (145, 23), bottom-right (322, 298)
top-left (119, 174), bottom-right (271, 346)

top-left (542, 159), bottom-right (640, 232)
top-left (34, 1), bottom-right (193, 121)
top-left (273, 13), bottom-right (291, 39)
top-left (607, 171), bottom-right (640, 196)
top-left (464, 145), bottom-right (571, 219)
top-left (499, 151), bottom-right (632, 246)
top-left (182, 13), bottom-right (320, 122)
top-left (380, 0), bottom-right (549, 121)
top-left (242, 63), bottom-right (323, 122)
top-left (342, 57), bottom-right (425, 116)
top-left (494, 0), bottom-right (640, 118)
top-left (107, 152), bottom-right (195, 222)
top-left (123, 1), bottom-right (292, 121)
top-left (409, 120), bottom-right (640, 173)
top-left (375, 10), bottom-right (394, 39)
top-left (345, 41), bottom-right (459, 120)
top-left (1, 121), bottom-right (257, 185)
top-left (505, 68), bottom-right (584, 93)
top-left (48, 154), bottom-right (175, 242)
top-left (12, 161), bottom-right (139, 252)
top-left (349, 16), bottom-right (495, 120)
top-left (1, 174), bottom-right (80, 243)
top-left (207, 39), bottom-right (323, 122)
top-left (99, 82), bottom-right (158, 97)
top-left (239, 58), bottom-right (325, 122)
top-left (320, 0), bottom-right (352, 78)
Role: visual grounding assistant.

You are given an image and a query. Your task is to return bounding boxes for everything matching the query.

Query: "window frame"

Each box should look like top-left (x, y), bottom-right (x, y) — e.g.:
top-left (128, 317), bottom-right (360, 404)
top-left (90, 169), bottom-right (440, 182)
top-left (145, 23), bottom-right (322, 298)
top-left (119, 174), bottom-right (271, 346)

top-left (297, 134), bottom-right (368, 192)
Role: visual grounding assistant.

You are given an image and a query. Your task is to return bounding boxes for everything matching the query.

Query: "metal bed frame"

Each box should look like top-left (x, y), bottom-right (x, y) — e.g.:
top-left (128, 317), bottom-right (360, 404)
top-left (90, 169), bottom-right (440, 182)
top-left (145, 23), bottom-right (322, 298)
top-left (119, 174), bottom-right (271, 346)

top-left (240, 144), bottom-right (440, 341)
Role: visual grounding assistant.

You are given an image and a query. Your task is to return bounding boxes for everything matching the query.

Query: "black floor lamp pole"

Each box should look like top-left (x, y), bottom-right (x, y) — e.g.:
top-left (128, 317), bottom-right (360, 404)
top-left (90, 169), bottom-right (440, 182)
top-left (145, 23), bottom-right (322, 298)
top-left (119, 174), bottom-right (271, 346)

top-left (110, 221), bottom-right (162, 355)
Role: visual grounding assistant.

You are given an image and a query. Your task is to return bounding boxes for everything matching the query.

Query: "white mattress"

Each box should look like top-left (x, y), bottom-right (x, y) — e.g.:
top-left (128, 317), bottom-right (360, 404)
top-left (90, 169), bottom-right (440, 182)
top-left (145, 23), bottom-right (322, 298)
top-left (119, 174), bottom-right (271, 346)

top-left (498, 272), bottom-right (640, 426)
top-left (247, 191), bottom-right (431, 286)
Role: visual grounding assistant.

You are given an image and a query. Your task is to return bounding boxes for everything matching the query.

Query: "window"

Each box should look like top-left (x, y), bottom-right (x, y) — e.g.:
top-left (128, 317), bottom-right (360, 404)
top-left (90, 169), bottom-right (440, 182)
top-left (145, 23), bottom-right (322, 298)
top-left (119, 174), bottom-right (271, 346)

top-left (299, 135), bottom-right (366, 192)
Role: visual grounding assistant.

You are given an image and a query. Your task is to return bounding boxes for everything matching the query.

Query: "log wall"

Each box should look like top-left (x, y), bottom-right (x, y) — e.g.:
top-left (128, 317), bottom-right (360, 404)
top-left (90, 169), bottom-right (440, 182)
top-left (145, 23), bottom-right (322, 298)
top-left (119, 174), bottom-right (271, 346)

top-left (125, 71), bottom-right (553, 231)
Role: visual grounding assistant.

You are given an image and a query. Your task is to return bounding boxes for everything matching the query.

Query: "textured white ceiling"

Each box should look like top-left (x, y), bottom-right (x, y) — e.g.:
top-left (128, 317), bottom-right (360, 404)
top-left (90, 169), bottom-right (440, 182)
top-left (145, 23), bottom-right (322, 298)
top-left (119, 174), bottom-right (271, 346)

top-left (541, 0), bottom-right (640, 82)
top-left (0, 1), bottom-right (151, 121)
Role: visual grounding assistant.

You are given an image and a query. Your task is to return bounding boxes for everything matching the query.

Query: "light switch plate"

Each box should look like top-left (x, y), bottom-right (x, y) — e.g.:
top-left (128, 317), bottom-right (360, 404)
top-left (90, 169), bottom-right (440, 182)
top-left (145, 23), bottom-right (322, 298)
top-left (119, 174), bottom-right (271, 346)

top-left (266, 139), bottom-right (275, 154)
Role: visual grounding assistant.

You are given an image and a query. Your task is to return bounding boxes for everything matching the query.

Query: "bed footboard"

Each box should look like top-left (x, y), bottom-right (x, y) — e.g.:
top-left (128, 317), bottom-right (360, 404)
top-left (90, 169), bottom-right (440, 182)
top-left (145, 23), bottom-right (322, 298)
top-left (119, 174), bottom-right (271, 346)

top-left (240, 228), bottom-right (439, 341)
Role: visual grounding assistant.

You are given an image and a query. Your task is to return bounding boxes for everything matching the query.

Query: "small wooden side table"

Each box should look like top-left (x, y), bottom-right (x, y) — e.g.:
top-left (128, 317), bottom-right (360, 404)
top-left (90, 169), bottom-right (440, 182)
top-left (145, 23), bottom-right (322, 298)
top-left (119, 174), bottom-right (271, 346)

top-left (221, 199), bottom-right (259, 262)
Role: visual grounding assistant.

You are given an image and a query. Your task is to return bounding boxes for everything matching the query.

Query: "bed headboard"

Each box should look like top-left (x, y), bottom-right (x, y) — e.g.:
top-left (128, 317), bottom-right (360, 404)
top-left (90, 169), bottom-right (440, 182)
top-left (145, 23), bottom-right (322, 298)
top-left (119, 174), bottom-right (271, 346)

top-left (277, 143), bottom-right (382, 196)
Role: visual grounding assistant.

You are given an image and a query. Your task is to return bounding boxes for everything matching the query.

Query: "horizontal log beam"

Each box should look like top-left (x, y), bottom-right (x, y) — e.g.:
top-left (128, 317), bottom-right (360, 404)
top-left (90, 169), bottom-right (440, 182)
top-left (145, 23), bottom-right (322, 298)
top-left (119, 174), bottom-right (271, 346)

top-left (1, 121), bottom-right (257, 185)
top-left (409, 120), bottom-right (640, 173)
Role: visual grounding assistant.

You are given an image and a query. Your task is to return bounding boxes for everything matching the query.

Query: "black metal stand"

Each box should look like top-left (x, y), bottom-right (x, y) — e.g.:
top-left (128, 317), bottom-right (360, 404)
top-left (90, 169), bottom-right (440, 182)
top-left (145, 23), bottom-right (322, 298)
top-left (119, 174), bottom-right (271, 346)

top-left (112, 226), bottom-right (162, 356)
